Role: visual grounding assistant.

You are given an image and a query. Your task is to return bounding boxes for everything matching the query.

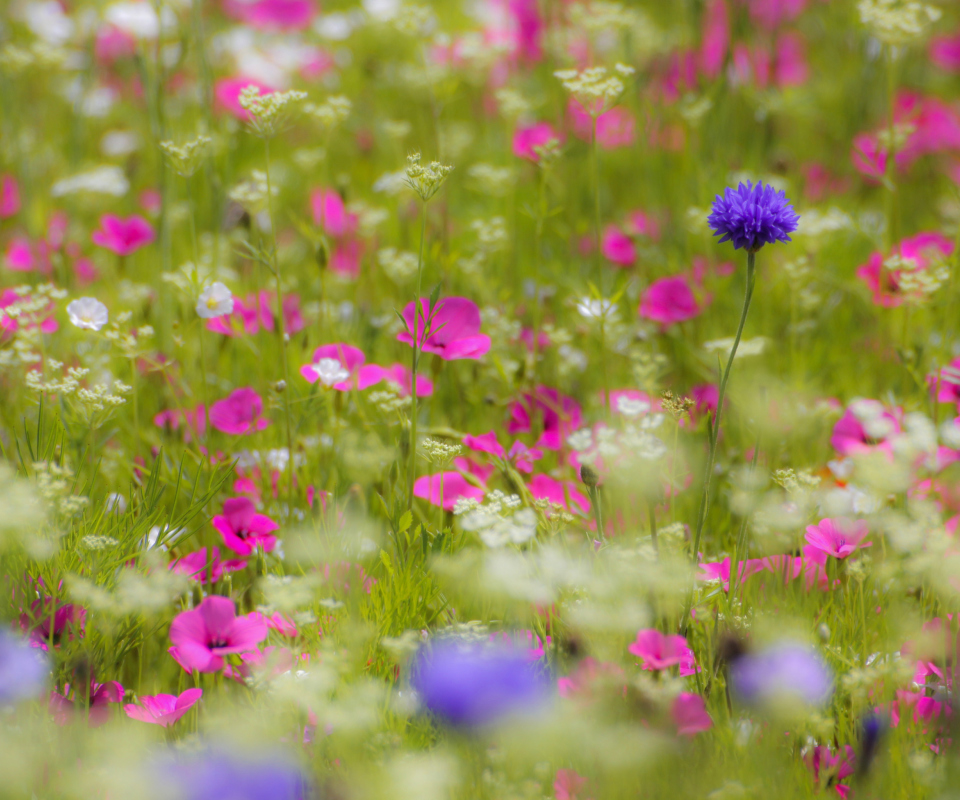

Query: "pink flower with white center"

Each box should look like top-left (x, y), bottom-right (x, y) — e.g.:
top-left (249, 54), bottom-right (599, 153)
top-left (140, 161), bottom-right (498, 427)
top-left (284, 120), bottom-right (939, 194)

top-left (212, 497), bottom-right (279, 556)
top-left (124, 688), bottom-right (202, 727)
top-left (208, 388), bottom-right (270, 435)
top-left (91, 214), bottom-right (155, 256)
top-left (672, 692), bottom-right (712, 736)
top-left (628, 629), bottom-right (694, 671)
top-left (805, 518), bottom-right (871, 560)
top-left (300, 343), bottom-right (385, 391)
top-left (168, 595), bottom-right (268, 673)
top-left (639, 275), bottom-right (703, 328)
top-left (397, 297), bottom-right (491, 361)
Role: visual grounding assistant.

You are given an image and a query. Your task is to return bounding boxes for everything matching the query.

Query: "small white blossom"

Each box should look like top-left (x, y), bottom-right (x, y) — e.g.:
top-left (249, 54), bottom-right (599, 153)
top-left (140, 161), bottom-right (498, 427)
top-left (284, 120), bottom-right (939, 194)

top-left (196, 282), bottom-right (234, 319)
top-left (67, 298), bottom-right (109, 331)
top-left (310, 358), bottom-right (350, 387)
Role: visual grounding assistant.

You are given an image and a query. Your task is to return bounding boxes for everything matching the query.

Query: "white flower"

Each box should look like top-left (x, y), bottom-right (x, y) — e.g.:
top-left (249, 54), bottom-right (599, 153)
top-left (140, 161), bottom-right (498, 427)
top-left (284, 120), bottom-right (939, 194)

top-left (104, 2), bottom-right (177, 40)
top-left (196, 282), bottom-right (234, 319)
top-left (51, 166), bottom-right (129, 197)
top-left (67, 298), bottom-right (109, 331)
top-left (310, 358), bottom-right (350, 387)
top-left (24, 1), bottom-right (74, 45)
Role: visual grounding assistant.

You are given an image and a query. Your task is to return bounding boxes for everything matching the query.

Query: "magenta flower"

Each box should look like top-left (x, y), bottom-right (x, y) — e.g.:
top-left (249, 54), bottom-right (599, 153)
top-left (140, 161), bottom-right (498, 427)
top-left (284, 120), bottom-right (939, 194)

top-left (697, 557), bottom-right (765, 592)
top-left (222, 0), bottom-right (315, 30)
top-left (207, 291), bottom-right (274, 336)
top-left (805, 518), bottom-right (871, 560)
top-left (830, 404), bottom-right (901, 455)
top-left (628, 629), bottom-right (694, 671)
top-left (0, 289), bottom-right (57, 337)
top-left (857, 232), bottom-right (954, 307)
top-left (569, 101), bottom-right (636, 149)
top-left (0, 174), bottom-right (20, 219)
top-left (212, 497), bottom-right (279, 556)
top-left (413, 472), bottom-right (485, 511)
top-left (512, 122), bottom-right (561, 161)
top-left (554, 769), bottom-right (589, 800)
top-left (601, 225), bottom-right (636, 266)
top-left (932, 33), bottom-right (960, 72)
top-left (310, 188), bottom-right (358, 238)
top-left (382, 363), bottom-right (434, 397)
top-left (215, 76), bottom-right (277, 120)
top-left (529, 474), bottom-right (590, 515)
top-left (169, 595), bottom-right (268, 673)
top-left (209, 388), bottom-right (270, 435)
top-left (507, 386), bottom-right (582, 451)
top-left (170, 546), bottom-right (247, 584)
top-left (299, 343), bottom-right (385, 391)
top-left (50, 681), bottom-right (124, 727)
top-left (20, 601), bottom-right (85, 651)
top-left (463, 431), bottom-right (506, 460)
top-left (91, 214), bottom-right (155, 256)
top-left (930, 358), bottom-right (960, 406)
top-left (639, 276), bottom-right (703, 328)
top-left (672, 692), bottom-right (712, 736)
top-left (397, 297), bottom-right (491, 360)
top-left (124, 688), bottom-right (202, 727)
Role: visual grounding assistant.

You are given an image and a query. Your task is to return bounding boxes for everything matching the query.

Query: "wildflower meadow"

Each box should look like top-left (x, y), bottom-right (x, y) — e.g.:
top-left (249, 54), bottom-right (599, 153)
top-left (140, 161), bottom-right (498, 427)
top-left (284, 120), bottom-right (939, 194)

top-left (4, 0), bottom-right (960, 797)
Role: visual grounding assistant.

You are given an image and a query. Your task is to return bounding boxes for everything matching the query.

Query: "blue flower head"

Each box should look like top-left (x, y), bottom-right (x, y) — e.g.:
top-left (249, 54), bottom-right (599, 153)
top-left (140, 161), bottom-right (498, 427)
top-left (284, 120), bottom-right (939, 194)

top-left (707, 180), bottom-right (800, 252)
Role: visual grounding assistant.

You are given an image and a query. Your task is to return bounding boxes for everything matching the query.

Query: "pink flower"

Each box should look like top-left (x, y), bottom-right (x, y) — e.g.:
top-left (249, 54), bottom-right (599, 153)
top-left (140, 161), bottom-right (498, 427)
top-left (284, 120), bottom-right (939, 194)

top-left (672, 692), bottom-right (712, 736)
top-left (697, 557), bottom-right (765, 592)
top-left (209, 388), bottom-right (270, 435)
top-left (154, 405), bottom-right (206, 442)
top-left (639, 275), bottom-right (703, 328)
top-left (20, 601), bottom-right (85, 651)
top-left (931, 33), bottom-right (960, 72)
top-left (170, 546), bottom-right (246, 583)
top-left (700, 0), bottom-right (729, 80)
top-left (569, 100), bottom-right (636, 149)
top-left (463, 431), bottom-right (506, 460)
top-left (856, 232), bottom-right (954, 307)
top-left (299, 343), bottom-right (385, 390)
top-left (222, 0), bottom-right (315, 30)
top-left (207, 291), bottom-right (274, 336)
top-left (554, 769), bottom-right (591, 800)
top-left (747, 0), bottom-right (807, 30)
top-left (625, 209), bottom-right (661, 242)
top-left (382, 363), bottom-right (434, 397)
top-left (168, 595), bottom-right (268, 673)
top-left (507, 386), bottom-right (582, 451)
top-left (805, 745), bottom-right (855, 791)
top-left (529, 474), bottom-right (590, 515)
top-left (513, 122), bottom-right (561, 161)
top-left (805, 518), bottom-right (871, 560)
top-left (397, 296), bottom-right (491, 360)
top-left (124, 688), bottom-right (202, 727)
top-left (851, 133), bottom-right (887, 180)
top-left (930, 358), bottom-right (960, 406)
top-left (311, 188), bottom-right (358, 237)
top-left (628, 629), bottom-right (693, 671)
top-left (215, 77), bottom-right (278, 121)
top-left (50, 681), bottom-right (124, 727)
top-left (212, 497), bottom-right (279, 556)
top-left (601, 225), bottom-right (636, 266)
top-left (91, 215), bottom-right (155, 256)
top-left (0, 174), bottom-right (20, 218)
top-left (4, 237), bottom-right (49, 273)
top-left (94, 25), bottom-right (137, 63)
top-left (831, 404), bottom-right (901, 455)
top-left (0, 289), bottom-right (57, 337)
top-left (413, 472), bottom-right (485, 511)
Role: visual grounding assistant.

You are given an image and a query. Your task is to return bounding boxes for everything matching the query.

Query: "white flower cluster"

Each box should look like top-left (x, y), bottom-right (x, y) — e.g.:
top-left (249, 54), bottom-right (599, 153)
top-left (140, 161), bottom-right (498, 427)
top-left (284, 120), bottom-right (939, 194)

top-left (466, 163), bottom-right (515, 196)
top-left (455, 491), bottom-right (538, 548)
top-left (76, 380), bottom-right (133, 412)
top-left (378, 247), bottom-right (419, 283)
top-left (553, 64), bottom-right (634, 116)
top-left (238, 86), bottom-right (308, 138)
top-left (34, 461), bottom-right (88, 516)
top-left (25, 364), bottom-right (90, 395)
top-left (229, 171), bottom-right (278, 214)
top-left (858, 0), bottom-right (941, 45)
top-left (886, 253), bottom-right (950, 303)
top-left (305, 95), bottom-right (352, 131)
top-left (403, 152), bottom-right (454, 202)
top-left (160, 134), bottom-right (211, 177)
top-left (568, 413), bottom-right (668, 469)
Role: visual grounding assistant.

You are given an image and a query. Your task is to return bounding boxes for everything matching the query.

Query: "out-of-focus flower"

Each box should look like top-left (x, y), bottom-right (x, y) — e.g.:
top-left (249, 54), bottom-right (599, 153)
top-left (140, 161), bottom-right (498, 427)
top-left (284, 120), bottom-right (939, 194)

top-left (628, 629), bottom-right (694, 671)
top-left (0, 175), bottom-right (20, 218)
top-left (153, 748), bottom-right (310, 800)
top-left (67, 297), bottom-right (109, 331)
top-left (397, 297), bottom-right (491, 360)
top-left (124, 688), bottom-right (202, 726)
top-left (169, 595), bottom-right (268, 673)
top-left (414, 472), bottom-right (485, 511)
top-left (707, 181), bottom-right (800, 251)
top-left (513, 122), bottom-right (561, 162)
top-left (223, 0), bottom-right (316, 30)
top-left (639, 276), bottom-right (703, 328)
top-left (672, 692), bottom-right (712, 736)
top-left (212, 497), bottom-right (279, 556)
top-left (91, 214), bottom-right (155, 256)
top-left (507, 387), bottom-right (582, 451)
top-left (209, 388), bottom-right (271, 435)
top-left (0, 631), bottom-right (48, 704)
top-left (804, 517), bottom-right (872, 560)
top-left (170, 547), bottom-right (246, 584)
top-left (50, 680), bottom-right (124, 727)
top-left (729, 641), bottom-right (833, 709)
top-left (601, 225), bottom-right (636, 266)
top-left (856, 232), bottom-right (953, 307)
top-left (410, 638), bottom-right (551, 727)
top-left (196, 282), bottom-right (234, 319)
top-left (300, 344), bottom-right (385, 390)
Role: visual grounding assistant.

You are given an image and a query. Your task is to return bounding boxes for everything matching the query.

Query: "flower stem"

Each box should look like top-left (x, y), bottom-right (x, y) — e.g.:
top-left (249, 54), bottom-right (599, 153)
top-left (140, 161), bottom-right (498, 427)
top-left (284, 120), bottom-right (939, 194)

top-left (690, 250), bottom-right (756, 563)
top-left (408, 204), bottom-right (427, 511)
top-left (591, 116), bottom-right (610, 407)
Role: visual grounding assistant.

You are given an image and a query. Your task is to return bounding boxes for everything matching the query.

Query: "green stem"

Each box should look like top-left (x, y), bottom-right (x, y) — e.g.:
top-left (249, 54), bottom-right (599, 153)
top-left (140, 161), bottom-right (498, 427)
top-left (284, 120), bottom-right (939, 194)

top-left (591, 115), bottom-right (610, 406)
top-left (690, 250), bottom-right (757, 563)
top-left (884, 46), bottom-right (899, 250)
top-left (408, 205), bottom-right (428, 511)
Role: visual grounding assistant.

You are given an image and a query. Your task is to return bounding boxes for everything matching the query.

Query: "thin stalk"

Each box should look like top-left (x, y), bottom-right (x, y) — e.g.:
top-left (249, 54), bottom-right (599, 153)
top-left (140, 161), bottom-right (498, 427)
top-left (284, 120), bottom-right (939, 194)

top-left (591, 115), bottom-right (610, 405)
top-left (408, 205), bottom-right (428, 510)
top-left (690, 250), bottom-right (757, 563)
top-left (884, 45), bottom-right (899, 250)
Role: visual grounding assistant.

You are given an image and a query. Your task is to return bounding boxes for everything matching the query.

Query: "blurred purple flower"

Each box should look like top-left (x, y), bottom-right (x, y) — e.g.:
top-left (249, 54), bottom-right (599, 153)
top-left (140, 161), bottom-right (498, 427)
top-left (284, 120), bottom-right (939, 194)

top-left (410, 639), bottom-right (551, 727)
top-left (0, 630), bottom-right (47, 705)
top-left (729, 642), bottom-right (832, 708)
top-left (707, 180), bottom-right (799, 252)
top-left (157, 748), bottom-right (309, 800)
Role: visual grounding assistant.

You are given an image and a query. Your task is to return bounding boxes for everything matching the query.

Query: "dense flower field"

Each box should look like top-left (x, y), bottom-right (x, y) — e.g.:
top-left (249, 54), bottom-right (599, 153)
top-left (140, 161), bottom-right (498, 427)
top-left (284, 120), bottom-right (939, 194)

top-left (3, 0), bottom-right (960, 797)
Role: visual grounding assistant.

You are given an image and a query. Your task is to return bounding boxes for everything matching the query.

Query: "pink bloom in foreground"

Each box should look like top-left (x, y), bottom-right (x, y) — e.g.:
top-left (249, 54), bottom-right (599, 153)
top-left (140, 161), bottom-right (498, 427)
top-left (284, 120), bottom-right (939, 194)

top-left (513, 122), bottom-right (561, 161)
top-left (805, 518), bottom-right (871, 560)
top-left (300, 343), bottom-right (385, 391)
top-left (213, 497), bottom-right (279, 556)
top-left (91, 215), bottom-right (155, 256)
top-left (124, 688), bottom-right (202, 727)
top-left (628, 629), bottom-right (693, 671)
top-left (672, 692), bottom-right (712, 736)
top-left (639, 275), bottom-right (703, 328)
top-left (169, 595), bottom-right (268, 673)
top-left (413, 472), bottom-right (485, 511)
top-left (397, 297), bottom-right (491, 360)
top-left (601, 225), bottom-right (636, 266)
top-left (209, 388), bottom-right (270, 435)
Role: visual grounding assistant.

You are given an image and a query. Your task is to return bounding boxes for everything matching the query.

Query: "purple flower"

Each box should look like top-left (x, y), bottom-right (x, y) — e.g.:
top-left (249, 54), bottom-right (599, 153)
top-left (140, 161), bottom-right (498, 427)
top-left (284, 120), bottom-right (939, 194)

top-left (156, 748), bottom-right (309, 800)
top-left (729, 642), bottom-right (832, 708)
top-left (0, 630), bottom-right (48, 705)
top-left (410, 639), bottom-right (551, 728)
top-left (707, 180), bottom-right (800, 252)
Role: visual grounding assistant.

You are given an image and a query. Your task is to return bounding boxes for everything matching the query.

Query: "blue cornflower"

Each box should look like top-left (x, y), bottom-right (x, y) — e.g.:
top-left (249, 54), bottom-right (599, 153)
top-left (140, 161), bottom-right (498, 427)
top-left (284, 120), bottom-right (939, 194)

top-left (707, 180), bottom-right (800, 251)
top-left (729, 642), bottom-right (833, 709)
top-left (154, 747), bottom-right (310, 800)
top-left (410, 638), bottom-right (551, 728)
top-left (0, 630), bottom-right (48, 705)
